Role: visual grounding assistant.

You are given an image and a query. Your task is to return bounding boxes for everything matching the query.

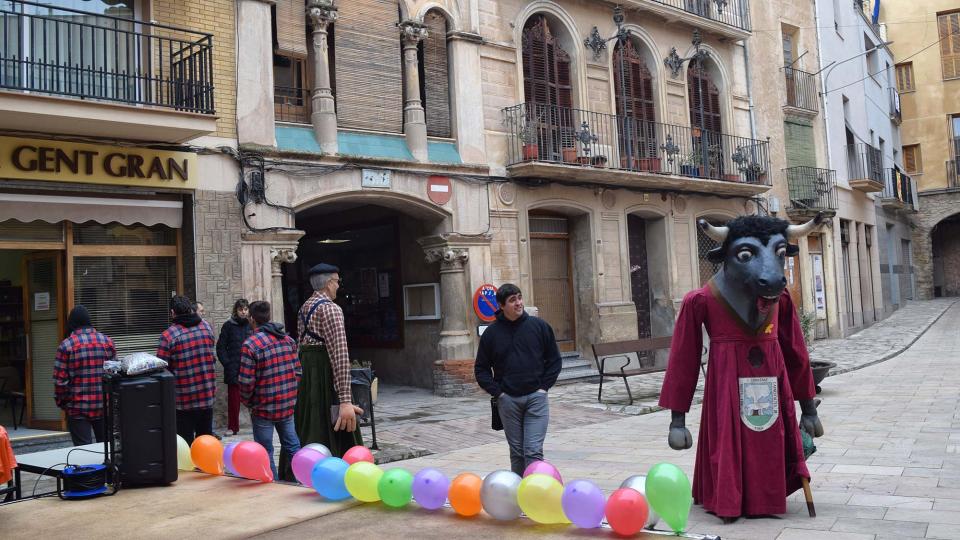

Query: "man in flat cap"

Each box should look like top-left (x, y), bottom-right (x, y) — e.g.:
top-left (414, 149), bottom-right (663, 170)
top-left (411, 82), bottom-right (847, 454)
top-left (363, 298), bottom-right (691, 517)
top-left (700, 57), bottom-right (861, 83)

top-left (292, 263), bottom-right (364, 458)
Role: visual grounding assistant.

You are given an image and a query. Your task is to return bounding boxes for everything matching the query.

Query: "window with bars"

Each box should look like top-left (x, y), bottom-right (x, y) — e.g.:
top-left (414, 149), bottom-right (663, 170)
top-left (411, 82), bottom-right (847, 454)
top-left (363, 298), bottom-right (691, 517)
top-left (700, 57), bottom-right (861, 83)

top-left (419, 10), bottom-right (451, 138)
top-left (895, 62), bottom-right (915, 92)
top-left (939, 11), bottom-right (960, 80)
top-left (903, 144), bottom-right (922, 174)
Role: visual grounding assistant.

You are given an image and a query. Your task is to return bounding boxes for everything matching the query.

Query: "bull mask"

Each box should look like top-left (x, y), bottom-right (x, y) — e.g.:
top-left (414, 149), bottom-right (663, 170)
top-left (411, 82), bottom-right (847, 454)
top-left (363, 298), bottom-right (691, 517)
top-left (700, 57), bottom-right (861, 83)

top-left (700, 213), bottom-right (825, 264)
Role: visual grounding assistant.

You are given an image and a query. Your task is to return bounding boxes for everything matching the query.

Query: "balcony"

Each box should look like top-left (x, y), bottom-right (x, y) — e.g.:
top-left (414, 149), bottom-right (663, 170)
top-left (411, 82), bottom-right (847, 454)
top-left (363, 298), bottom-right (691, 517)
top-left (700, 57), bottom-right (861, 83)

top-left (889, 88), bottom-right (901, 124)
top-left (275, 85), bottom-right (309, 124)
top-left (785, 167), bottom-right (838, 220)
top-left (949, 160), bottom-right (960, 190)
top-left (846, 143), bottom-right (885, 192)
top-left (623, 0), bottom-right (751, 39)
top-left (502, 102), bottom-right (770, 197)
top-left (880, 169), bottom-right (915, 212)
top-left (784, 68), bottom-right (818, 114)
top-left (0, 0), bottom-right (216, 143)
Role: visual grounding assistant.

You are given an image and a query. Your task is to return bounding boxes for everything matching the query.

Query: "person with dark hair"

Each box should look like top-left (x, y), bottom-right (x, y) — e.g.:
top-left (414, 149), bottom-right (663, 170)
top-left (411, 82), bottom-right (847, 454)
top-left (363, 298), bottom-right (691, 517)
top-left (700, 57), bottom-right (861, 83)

top-left (158, 295), bottom-right (217, 444)
top-left (193, 302), bottom-right (206, 319)
top-left (217, 299), bottom-right (252, 435)
top-left (53, 305), bottom-right (116, 445)
top-left (294, 263), bottom-right (364, 459)
top-left (238, 301), bottom-right (302, 480)
top-left (474, 283), bottom-right (562, 476)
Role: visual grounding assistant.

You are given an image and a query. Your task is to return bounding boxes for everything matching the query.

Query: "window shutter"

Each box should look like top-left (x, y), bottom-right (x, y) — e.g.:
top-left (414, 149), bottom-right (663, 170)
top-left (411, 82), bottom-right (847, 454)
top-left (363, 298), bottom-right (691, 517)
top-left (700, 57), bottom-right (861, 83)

top-left (939, 12), bottom-right (960, 80)
top-left (688, 65), bottom-right (722, 134)
top-left (896, 63), bottom-right (914, 92)
top-left (335, 0), bottom-right (403, 133)
top-left (422, 11), bottom-right (450, 138)
top-left (904, 145), bottom-right (920, 173)
top-left (274, 0), bottom-right (308, 58)
top-left (614, 40), bottom-right (657, 158)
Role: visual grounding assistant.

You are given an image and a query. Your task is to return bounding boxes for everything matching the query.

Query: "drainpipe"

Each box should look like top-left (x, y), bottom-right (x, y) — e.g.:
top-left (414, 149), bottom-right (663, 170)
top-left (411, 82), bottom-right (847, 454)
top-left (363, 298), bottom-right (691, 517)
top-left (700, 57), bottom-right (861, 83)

top-left (813, 3), bottom-right (833, 181)
top-left (742, 40), bottom-right (757, 140)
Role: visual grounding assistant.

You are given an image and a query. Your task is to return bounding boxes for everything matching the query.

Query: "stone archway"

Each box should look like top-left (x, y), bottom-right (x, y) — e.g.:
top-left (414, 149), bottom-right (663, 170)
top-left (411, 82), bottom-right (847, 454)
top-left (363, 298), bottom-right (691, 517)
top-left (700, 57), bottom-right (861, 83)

top-left (913, 191), bottom-right (960, 299)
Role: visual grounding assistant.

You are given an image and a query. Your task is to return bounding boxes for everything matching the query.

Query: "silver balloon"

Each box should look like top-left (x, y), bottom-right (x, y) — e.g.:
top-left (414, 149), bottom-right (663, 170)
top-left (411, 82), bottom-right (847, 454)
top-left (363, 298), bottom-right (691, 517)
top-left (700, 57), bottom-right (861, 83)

top-left (303, 443), bottom-right (332, 460)
top-left (620, 474), bottom-right (660, 529)
top-left (481, 470), bottom-right (523, 520)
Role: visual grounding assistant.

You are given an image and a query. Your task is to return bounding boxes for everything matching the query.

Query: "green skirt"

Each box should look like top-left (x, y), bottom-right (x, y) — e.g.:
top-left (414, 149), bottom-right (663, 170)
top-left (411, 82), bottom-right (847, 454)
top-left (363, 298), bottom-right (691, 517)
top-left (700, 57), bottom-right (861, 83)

top-left (290, 345), bottom-right (363, 459)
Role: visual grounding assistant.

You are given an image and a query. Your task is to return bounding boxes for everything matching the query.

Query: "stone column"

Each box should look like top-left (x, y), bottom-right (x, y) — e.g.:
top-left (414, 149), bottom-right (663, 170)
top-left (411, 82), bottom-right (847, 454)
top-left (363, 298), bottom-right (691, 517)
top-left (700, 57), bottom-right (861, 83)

top-left (308, 0), bottom-right (339, 154)
top-left (400, 20), bottom-right (429, 162)
top-left (424, 246), bottom-right (472, 360)
top-left (236, 0), bottom-right (276, 146)
top-left (270, 247), bottom-right (298, 318)
top-left (240, 231), bottom-right (304, 315)
top-left (913, 225), bottom-right (934, 300)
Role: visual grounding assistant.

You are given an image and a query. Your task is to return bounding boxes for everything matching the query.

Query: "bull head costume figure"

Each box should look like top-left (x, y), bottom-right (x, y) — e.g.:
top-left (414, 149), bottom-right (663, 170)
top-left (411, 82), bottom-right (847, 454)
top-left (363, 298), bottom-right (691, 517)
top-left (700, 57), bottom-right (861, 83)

top-left (658, 214), bottom-right (825, 521)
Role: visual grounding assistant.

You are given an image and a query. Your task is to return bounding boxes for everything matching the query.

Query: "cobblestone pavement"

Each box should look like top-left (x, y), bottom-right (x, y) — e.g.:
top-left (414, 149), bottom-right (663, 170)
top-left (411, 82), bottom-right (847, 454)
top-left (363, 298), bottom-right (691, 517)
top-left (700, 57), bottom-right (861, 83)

top-left (272, 299), bottom-right (960, 540)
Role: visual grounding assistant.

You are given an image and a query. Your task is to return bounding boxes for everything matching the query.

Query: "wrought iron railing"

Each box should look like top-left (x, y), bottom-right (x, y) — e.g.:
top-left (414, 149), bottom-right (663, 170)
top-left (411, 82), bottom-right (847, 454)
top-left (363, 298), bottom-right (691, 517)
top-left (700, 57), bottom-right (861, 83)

top-left (846, 143), bottom-right (884, 184)
top-left (881, 168), bottom-right (914, 208)
top-left (0, 0), bottom-right (214, 114)
top-left (652, 0), bottom-right (751, 32)
top-left (785, 166), bottom-right (837, 211)
top-left (949, 160), bottom-right (960, 189)
top-left (274, 84), bottom-right (310, 124)
top-left (503, 102), bottom-right (770, 185)
top-left (784, 67), bottom-right (818, 112)
top-left (889, 87), bottom-right (901, 123)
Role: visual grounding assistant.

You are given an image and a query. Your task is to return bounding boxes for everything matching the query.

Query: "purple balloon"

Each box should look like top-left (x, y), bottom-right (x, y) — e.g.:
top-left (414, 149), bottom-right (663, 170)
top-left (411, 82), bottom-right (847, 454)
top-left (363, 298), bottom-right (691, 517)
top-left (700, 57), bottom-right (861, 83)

top-left (523, 460), bottom-right (563, 484)
top-left (411, 468), bottom-right (450, 510)
top-left (561, 479), bottom-right (606, 529)
top-left (292, 447), bottom-right (330, 487)
top-left (223, 442), bottom-right (239, 476)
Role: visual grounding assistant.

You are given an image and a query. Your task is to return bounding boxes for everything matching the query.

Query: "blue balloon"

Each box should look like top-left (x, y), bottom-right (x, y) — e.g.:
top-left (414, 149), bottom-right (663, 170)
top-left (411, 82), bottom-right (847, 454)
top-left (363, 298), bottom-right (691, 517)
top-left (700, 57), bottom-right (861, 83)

top-left (312, 457), bottom-right (351, 501)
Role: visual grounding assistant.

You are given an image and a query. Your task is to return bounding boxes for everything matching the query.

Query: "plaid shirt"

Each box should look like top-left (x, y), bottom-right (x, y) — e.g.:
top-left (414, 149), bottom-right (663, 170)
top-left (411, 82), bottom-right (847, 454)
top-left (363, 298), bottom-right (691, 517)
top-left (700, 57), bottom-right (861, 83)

top-left (238, 328), bottom-right (301, 421)
top-left (53, 328), bottom-right (115, 418)
top-left (298, 292), bottom-right (352, 403)
top-left (157, 319), bottom-right (217, 410)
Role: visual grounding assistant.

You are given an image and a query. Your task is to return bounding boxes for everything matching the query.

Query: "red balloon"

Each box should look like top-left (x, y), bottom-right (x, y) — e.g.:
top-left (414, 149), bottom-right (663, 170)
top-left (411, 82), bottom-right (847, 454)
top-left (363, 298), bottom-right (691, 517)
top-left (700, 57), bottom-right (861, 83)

top-left (232, 441), bottom-right (273, 483)
top-left (605, 488), bottom-right (649, 536)
top-left (343, 445), bottom-right (374, 465)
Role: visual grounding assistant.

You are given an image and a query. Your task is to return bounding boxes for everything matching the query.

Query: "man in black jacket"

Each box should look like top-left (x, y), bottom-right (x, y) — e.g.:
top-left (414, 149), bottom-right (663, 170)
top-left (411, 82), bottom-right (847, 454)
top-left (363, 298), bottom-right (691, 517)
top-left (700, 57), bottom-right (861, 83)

top-left (475, 283), bottom-right (562, 476)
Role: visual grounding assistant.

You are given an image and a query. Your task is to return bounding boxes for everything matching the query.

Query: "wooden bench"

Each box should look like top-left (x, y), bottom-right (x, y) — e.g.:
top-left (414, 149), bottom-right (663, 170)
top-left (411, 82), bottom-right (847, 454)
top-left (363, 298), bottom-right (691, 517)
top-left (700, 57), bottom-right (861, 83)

top-left (591, 337), bottom-right (673, 405)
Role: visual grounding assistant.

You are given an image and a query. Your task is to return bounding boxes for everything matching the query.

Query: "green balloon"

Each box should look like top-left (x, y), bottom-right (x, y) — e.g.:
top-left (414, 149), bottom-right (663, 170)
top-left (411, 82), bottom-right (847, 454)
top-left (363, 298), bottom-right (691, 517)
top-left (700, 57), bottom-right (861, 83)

top-left (378, 468), bottom-right (414, 508)
top-left (645, 463), bottom-right (693, 533)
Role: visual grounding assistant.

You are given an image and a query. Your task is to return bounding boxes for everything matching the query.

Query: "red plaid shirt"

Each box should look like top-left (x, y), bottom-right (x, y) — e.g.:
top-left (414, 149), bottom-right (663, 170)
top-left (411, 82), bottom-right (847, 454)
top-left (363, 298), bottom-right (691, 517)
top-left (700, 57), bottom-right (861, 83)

top-left (53, 328), bottom-right (115, 418)
top-left (238, 328), bottom-right (301, 421)
top-left (157, 319), bottom-right (217, 410)
top-left (298, 292), bottom-right (352, 403)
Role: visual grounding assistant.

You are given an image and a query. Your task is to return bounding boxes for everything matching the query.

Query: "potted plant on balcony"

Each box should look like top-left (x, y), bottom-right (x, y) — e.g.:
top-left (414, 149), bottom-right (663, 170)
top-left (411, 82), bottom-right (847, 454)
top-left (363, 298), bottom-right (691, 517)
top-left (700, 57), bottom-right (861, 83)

top-left (518, 114), bottom-right (541, 161)
top-left (743, 162), bottom-right (767, 184)
top-left (680, 147), bottom-right (702, 177)
top-left (561, 129), bottom-right (578, 164)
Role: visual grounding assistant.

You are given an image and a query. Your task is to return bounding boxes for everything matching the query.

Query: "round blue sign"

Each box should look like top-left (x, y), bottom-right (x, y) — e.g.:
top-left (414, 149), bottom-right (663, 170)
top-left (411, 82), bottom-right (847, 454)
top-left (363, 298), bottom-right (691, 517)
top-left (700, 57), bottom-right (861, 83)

top-left (473, 284), bottom-right (499, 322)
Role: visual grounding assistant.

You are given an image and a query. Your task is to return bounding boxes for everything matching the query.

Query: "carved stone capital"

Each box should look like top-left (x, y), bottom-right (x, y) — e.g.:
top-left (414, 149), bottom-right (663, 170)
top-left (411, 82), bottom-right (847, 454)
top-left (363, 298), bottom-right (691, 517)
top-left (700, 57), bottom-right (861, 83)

top-left (307, 0), bottom-right (338, 29)
top-left (424, 247), bottom-right (469, 270)
top-left (271, 247), bottom-right (298, 265)
top-left (399, 20), bottom-right (428, 45)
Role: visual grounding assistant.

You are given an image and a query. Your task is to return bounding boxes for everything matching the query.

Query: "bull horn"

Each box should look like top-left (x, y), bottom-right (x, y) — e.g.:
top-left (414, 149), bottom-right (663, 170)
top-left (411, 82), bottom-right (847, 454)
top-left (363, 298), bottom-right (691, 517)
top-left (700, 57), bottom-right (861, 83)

top-left (697, 219), bottom-right (729, 242)
top-left (786, 212), bottom-right (825, 239)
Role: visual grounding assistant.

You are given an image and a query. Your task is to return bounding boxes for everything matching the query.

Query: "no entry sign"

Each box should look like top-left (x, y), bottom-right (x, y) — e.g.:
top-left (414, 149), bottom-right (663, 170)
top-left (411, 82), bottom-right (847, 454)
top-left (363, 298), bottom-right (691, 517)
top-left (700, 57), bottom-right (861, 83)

top-left (427, 175), bottom-right (452, 205)
top-left (473, 284), bottom-right (499, 322)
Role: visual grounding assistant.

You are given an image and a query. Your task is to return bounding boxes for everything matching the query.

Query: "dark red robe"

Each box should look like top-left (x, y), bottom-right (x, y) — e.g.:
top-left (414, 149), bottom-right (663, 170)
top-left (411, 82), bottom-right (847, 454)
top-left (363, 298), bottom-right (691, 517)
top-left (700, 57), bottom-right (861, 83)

top-left (659, 281), bottom-right (816, 517)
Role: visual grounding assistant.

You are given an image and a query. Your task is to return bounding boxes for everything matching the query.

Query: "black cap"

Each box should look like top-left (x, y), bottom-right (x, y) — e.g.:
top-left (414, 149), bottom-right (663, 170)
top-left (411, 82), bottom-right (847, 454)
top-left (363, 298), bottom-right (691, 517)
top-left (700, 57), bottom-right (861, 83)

top-left (308, 263), bottom-right (340, 276)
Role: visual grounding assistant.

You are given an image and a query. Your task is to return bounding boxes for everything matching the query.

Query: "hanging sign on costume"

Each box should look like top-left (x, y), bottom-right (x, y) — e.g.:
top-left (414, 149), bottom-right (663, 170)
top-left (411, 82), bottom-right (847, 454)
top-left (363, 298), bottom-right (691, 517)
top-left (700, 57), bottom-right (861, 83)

top-left (473, 284), bottom-right (499, 322)
top-left (739, 377), bottom-right (779, 432)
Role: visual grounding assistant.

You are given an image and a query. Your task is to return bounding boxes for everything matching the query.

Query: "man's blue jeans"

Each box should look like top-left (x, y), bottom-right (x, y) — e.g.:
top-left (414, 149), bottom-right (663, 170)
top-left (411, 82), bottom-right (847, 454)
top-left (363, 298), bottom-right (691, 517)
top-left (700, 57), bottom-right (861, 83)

top-left (497, 390), bottom-right (550, 476)
top-left (251, 414), bottom-right (301, 480)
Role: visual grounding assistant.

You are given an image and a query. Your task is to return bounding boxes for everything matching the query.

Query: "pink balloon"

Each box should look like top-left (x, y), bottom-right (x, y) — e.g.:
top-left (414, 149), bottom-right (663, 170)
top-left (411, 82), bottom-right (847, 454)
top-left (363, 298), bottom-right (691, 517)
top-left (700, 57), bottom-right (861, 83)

top-left (292, 447), bottom-right (329, 487)
top-left (523, 461), bottom-right (563, 484)
top-left (342, 445), bottom-right (374, 465)
top-left (232, 441), bottom-right (273, 483)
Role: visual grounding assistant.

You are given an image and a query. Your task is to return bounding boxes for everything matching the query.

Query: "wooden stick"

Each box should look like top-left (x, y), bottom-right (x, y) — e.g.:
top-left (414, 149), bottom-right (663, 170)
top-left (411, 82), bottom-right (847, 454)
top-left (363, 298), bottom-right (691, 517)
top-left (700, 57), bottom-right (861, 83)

top-left (801, 477), bottom-right (816, 517)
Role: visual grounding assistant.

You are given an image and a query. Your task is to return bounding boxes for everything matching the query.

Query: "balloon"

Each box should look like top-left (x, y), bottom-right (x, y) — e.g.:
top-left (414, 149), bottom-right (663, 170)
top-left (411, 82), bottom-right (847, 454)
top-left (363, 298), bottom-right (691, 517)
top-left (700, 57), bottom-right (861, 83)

top-left (378, 468), bottom-right (414, 508)
top-left (190, 435), bottom-right (224, 475)
top-left (232, 441), bottom-right (273, 482)
top-left (222, 442), bottom-right (239, 476)
top-left (523, 460), bottom-right (563, 484)
top-left (480, 470), bottom-right (522, 521)
top-left (343, 445), bottom-right (375, 465)
top-left (605, 488), bottom-right (649, 536)
top-left (176, 435), bottom-right (194, 471)
top-left (412, 468), bottom-right (450, 510)
top-left (344, 461), bottom-right (384, 502)
top-left (303, 443), bottom-right (333, 459)
top-left (620, 474), bottom-right (660, 529)
top-left (448, 473), bottom-right (483, 517)
top-left (517, 473), bottom-right (567, 524)
top-left (292, 447), bottom-right (329, 487)
top-left (645, 463), bottom-right (693, 534)
top-left (312, 457), bottom-right (351, 501)
top-left (561, 479), bottom-right (606, 529)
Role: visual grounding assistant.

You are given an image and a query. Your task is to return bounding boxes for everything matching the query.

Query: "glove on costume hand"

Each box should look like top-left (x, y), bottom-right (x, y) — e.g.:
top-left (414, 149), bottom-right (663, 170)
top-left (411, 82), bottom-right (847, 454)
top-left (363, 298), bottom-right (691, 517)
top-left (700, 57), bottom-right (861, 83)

top-left (799, 398), bottom-right (824, 438)
top-left (668, 411), bottom-right (693, 450)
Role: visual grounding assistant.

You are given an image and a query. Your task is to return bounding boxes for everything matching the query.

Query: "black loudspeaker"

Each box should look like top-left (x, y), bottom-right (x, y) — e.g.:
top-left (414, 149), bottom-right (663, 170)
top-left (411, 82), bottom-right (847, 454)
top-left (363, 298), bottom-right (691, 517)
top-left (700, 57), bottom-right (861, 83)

top-left (103, 370), bottom-right (178, 486)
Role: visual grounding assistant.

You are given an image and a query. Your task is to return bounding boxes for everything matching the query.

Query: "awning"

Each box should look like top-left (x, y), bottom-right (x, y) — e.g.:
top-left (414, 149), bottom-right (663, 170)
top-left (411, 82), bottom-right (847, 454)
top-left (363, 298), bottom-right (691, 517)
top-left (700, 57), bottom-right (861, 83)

top-left (0, 193), bottom-right (182, 228)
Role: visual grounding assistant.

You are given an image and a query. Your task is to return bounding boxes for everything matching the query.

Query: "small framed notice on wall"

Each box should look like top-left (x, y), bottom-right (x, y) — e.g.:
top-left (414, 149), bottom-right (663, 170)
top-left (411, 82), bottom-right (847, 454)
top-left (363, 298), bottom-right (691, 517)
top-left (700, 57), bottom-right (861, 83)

top-left (403, 283), bottom-right (441, 320)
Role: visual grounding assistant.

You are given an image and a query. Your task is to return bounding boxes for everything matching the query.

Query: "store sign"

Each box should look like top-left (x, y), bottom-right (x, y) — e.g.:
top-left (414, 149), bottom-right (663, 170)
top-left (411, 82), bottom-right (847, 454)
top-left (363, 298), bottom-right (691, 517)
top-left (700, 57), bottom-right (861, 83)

top-left (0, 136), bottom-right (198, 190)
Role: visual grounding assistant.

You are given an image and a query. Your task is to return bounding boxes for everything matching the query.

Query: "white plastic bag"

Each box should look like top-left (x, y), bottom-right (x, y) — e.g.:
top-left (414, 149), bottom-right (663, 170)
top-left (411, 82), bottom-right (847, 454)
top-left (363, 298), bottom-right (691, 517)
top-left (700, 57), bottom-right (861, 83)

top-left (121, 352), bottom-right (168, 376)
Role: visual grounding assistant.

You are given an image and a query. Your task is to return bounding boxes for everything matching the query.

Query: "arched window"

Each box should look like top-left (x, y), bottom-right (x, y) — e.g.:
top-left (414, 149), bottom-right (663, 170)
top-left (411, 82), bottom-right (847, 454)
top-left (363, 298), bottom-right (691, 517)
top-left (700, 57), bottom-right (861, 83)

top-left (687, 63), bottom-right (723, 177)
top-left (419, 10), bottom-right (451, 138)
top-left (522, 15), bottom-right (573, 162)
top-left (613, 38), bottom-right (657, 167)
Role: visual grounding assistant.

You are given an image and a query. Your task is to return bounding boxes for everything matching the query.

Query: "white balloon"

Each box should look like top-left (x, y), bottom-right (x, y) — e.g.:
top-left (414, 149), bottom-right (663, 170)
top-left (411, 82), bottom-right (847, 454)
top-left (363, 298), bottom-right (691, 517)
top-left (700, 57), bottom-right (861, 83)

top-left (481, 470), bottom-right (523, 520)
top-left (620, 474), bottom-right (660, 529)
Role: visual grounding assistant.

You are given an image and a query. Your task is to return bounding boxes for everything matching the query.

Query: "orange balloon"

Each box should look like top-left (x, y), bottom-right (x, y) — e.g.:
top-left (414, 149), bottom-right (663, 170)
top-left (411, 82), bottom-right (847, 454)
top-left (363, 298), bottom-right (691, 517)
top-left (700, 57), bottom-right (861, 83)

top-left (190, 435), bottom-right (224, 475)
top-left (448, 473), bottom-right (483, 517)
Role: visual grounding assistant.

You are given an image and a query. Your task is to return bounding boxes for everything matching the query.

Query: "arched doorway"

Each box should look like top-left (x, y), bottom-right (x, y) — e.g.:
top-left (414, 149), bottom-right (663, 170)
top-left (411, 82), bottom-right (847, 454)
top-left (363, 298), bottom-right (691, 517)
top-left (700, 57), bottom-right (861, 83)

top-left (626, 209), bottom-right (671, 338)
top-left (932, 212), bottom-right (960, 297)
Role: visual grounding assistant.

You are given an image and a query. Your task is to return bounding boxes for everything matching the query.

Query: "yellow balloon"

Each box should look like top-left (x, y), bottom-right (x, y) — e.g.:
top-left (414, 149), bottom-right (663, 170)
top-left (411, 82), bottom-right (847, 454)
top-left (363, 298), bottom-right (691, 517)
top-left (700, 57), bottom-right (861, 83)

top-left (176, 435), bottom-right (194, 471)
top-left (344, 461), bottom-right (384, 502)
top-left (517, 473), bottom-right (568, 524)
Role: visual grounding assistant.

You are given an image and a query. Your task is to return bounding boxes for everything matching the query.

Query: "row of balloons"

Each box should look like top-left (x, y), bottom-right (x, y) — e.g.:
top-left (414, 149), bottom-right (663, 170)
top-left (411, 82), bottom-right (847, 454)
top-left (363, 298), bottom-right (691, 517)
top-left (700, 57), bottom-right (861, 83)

top-left (177, 435), bottom-right (694, 536)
